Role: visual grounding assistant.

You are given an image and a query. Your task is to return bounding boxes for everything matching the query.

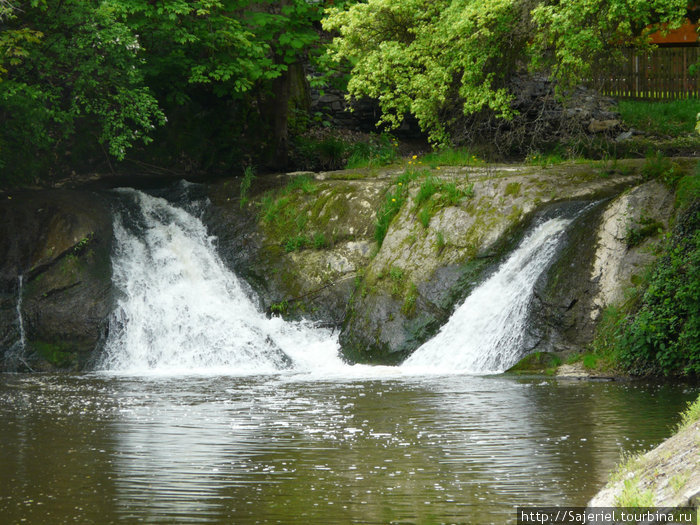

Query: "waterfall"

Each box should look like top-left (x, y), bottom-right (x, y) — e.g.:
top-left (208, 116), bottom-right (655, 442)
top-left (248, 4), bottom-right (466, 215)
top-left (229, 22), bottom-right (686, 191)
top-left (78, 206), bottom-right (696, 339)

top-left (15, 275), bottom-right (26, 350)
top-left (98, 186), bottom-right (583, 377)
top-left (98, 188), bottom-right (342, 375)
top-left (4, 275), bottom-right (29, 372)
top-left (402, 214), bottom-right (575, 374)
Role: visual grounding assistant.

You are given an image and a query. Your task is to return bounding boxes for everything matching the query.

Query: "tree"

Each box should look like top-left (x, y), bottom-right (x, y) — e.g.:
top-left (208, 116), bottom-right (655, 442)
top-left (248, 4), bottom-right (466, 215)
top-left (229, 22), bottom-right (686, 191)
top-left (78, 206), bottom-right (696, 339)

top-left (0, 0), bottom-right (323, 183)
top-left (323, 0), bottom-right (690, 146)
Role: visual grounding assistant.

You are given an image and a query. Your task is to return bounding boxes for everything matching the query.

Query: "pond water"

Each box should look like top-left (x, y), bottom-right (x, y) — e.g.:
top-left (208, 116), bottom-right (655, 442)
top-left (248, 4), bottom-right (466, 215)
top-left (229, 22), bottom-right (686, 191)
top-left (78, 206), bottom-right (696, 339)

top-left (1, 372), bottom-right (696, 524)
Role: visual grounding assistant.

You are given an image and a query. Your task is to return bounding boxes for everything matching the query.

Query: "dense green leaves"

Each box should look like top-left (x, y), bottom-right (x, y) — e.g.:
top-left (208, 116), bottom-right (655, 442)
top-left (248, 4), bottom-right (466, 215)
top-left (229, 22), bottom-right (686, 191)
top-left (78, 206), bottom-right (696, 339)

top-left (532, 0), bottom-right (688, 90)
top-left (323, 0), bottom-right (523, 145)
top-left (619, 202), bottom-right (700, 376)
top-left (0, 0), bottom-right (323, 182)
top-left (323, 0), bottom-right (690, 145)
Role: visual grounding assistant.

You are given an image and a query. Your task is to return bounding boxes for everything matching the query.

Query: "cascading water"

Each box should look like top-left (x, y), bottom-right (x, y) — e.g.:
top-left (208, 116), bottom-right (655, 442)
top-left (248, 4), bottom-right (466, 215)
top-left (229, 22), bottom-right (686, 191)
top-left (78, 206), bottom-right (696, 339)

top-left (98, 188), bottom-right (343, 375)
top-left (401, 214), bottom-right (577, 374)
top-left (99, 186), bottom-right (585, 377)
top-left (4, 275), bottom-right (29, 371)
top-left (15, 275), bottom-right (26, 351)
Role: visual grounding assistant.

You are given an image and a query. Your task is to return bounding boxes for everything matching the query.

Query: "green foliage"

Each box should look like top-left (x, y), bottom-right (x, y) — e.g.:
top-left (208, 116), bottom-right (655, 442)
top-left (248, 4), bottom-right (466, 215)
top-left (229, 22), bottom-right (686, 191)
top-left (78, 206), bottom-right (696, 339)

top-left (346, 134), bottom-right (398, 169)
top-left (641, 151), bottom-right (678, 182)
top-left (677, 394), bottom-right (700, 432)
top-left (401, 283), bottom-right (419, 317)
top-left (286, 175), bottom-right (318, 195)
top-left (675, 169), bottom-right (700, 210)
top-left (436, 231), bottom-right (446, 253)
top-left (588, 175), bottom-right (700, 377)
top-left (618, 202), bottom-right (700, 376)
top-left (375, 170), bottom-right (421, 246)
top-left (413, 175), bottom-right (473, 229)
top-left (313, 232), bottom-right (328, 249)
top-left (269, 300), bottom-right (289, 316)
top-left (531, 0), bottom-right (687, 92)
top-left (624, 216), bottom-right (664, 248)
top-left (389, 266), bottom-right (404, 282)
top-left (1, 0), bottom-right (325, 183)
top-left (618, 99), bottom-right (700, 136)
top-left (240, 166), bottom-right (257, 209)
top-left (421, 148), bottom-right (483, 168)
top-left (284, 235), bottom-right (309, 252)
top-left (525, 150), bottom-right (567, 167)
top-left (324, 0), bottom-right (688, 146)
top-left (259, 175), bottom-right (326, 253)
top-left (0, 0), bottom-right (166, 181)
top-left (614, 478), bottom-right (655, 507)
top-left (323, 0), bottom-right (523, 145)
top-left (504, 182), bottom-right (521, 197)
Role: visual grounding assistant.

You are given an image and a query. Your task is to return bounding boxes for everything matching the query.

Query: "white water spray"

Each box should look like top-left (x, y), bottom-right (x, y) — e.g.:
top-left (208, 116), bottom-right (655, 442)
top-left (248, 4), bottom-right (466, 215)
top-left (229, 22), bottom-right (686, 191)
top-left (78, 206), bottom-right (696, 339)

top-left (99, 187), bottom-right (581, 377)
top-left (15, 275), bottom-right (26, 350)
top-left (402, 216), bottom-right (573, 374)
top-left (99, 189), bottom-right (343, 375)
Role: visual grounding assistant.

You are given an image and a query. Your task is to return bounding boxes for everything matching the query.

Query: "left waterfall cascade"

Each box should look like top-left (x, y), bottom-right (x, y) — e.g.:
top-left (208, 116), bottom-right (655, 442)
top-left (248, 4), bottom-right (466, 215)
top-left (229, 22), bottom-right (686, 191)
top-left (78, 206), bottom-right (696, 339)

top-left (97, 188), bottom-right (343, 375)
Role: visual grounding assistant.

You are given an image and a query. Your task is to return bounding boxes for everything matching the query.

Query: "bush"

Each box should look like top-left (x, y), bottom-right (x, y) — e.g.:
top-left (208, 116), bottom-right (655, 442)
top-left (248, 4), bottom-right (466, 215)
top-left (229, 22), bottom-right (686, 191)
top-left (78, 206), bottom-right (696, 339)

top-left (618, 200), bottom-right (700, 376)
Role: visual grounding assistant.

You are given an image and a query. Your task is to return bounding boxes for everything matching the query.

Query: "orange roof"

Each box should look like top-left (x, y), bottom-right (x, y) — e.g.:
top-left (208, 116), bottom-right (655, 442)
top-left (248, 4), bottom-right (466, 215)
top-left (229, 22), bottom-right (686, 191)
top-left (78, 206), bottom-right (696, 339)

top-left (649, 19), bottom-right (698, 44)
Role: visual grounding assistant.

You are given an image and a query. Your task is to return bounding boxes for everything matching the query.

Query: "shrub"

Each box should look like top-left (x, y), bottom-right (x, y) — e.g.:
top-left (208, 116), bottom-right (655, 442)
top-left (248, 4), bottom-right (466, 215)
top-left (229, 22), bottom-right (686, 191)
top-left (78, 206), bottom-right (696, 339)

top-left (618, 202), bottom-right (700, 376)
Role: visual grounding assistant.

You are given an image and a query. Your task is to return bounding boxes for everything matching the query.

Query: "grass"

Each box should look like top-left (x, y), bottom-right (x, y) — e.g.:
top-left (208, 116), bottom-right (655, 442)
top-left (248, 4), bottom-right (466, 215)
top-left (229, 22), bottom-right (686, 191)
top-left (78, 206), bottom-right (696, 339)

top-left (258, 175), bottom-right (330, 253)
top-left (675, 166), bottom-right (700, 209)
top-left (374, 168), bottom-right (425, 246)
top-left (615, 477), bottom-right (655, 507)
top-left (525, 150), bottom-right (568, 167)
top-left (676, 394), bottom-right (700, 432)
top-left (239, 165), bottom-right (256, 209)
top-left (421, 148), bottom-right (484, 168)
top-left (413, 176), bottom-right (474, 229)
top-left (618, 98), bottom-right (700, 136)
top-left (346, 133), bottom-right (398, 169)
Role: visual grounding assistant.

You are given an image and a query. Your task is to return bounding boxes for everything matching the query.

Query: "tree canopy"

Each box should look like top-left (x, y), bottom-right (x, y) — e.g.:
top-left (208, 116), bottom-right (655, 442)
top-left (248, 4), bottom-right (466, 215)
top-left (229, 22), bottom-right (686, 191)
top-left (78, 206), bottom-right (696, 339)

top-left (0, 0), bottom-right (694, 183)
top-left (0, 0), bottom-right (322, 182)
top-left (323, 0), bottom-right (690, 145)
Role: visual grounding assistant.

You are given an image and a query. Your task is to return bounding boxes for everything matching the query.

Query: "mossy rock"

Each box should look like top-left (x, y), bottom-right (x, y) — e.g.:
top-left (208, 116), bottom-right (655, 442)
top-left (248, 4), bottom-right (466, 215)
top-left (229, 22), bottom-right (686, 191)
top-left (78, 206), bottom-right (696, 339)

top-left (506, 352), bottom-right (563, 375)
top-left (0, 190), bottom-right (114, 371)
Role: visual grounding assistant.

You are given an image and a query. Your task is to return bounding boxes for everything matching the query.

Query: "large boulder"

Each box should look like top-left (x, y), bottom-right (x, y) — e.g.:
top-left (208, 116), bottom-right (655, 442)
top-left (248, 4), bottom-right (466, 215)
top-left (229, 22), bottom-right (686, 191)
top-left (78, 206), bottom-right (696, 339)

top-left (529, 180), bottom-right (676, 354)
top-left (0, 190), bottom-right (114, 371)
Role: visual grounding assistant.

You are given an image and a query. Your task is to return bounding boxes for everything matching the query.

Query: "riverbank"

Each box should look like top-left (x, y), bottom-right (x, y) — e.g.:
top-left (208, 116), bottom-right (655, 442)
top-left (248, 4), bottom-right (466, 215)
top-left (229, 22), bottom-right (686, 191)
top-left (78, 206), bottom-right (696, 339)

top-left (589, 394), bottom-right (700, 509)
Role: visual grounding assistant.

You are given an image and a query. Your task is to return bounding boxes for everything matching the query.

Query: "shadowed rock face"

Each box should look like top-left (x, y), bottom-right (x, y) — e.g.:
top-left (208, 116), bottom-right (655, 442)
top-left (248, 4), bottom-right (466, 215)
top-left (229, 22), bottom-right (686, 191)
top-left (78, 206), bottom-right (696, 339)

top-left (0, 190), bottom-right (114, 371)
top-left (529, 181), bottom-right (675, 355)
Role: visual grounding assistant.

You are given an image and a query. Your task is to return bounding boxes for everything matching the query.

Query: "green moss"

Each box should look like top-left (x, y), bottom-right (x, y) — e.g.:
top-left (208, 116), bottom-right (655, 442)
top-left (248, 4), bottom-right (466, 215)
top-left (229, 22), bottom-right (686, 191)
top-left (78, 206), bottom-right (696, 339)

top-left (401, 283), bottom-right (419, 317)
top-left (507, 352), bottom-right (562, 375)
top-left (412, 175), bottom-right (474, 229)
top-left (31, 340), bottom-right (77, 368)
top-left (504, 181), bottom-right (521, 197)
top-left (624, 216), bottom-right (664, 248)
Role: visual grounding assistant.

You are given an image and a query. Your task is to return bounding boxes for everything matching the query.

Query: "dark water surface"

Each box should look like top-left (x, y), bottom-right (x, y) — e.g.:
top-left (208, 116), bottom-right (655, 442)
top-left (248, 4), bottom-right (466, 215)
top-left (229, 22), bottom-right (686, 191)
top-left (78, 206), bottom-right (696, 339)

top-left (0, 373), bottom-right (696, 524)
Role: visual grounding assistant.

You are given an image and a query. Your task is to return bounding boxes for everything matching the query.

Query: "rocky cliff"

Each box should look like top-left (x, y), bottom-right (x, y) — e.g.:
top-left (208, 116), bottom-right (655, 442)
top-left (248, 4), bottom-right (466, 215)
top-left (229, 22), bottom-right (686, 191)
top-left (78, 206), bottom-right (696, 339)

top-left (0, 190), bottom-right (114, 370)
top-left (0, 158), bottom-right (692, 370)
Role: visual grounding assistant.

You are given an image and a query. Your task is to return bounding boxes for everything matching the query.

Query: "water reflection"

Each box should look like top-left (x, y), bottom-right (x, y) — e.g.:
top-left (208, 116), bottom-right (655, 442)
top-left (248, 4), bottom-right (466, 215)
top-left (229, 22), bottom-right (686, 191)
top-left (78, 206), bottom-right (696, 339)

top-left (0, 374), bottom-right (696, 524)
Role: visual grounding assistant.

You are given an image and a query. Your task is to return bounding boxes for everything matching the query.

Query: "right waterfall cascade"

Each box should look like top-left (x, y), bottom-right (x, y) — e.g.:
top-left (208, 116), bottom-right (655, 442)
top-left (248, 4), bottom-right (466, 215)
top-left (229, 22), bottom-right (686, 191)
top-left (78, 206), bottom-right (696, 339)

top-left (402, 209), bottom-right (585, 374)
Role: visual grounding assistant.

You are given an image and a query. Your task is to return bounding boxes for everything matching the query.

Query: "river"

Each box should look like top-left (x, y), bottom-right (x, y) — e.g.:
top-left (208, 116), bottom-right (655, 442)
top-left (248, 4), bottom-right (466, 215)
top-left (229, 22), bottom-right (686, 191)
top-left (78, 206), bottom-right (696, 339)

top-left (0, 373), bottom-right (695, 524)
top-left (2, 187), bottom-right (697, 524)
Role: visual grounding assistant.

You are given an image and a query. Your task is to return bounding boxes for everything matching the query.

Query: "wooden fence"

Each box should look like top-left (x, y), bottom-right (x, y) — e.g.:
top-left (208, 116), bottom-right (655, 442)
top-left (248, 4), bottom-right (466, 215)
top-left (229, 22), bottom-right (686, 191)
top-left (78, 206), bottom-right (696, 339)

top-left (591, 46), bottom-right (700, 99)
